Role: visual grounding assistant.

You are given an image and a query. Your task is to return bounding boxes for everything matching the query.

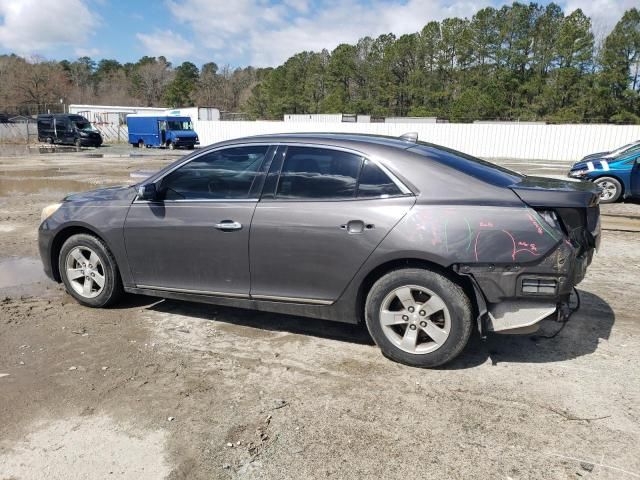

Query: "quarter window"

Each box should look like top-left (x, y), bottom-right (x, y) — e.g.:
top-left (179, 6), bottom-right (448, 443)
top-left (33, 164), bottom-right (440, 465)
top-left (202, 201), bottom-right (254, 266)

top-left (357, 160), bottom-right (402, 197)
top-left (161, 145), bottom-right (268, 200)
top-left (276, 146), bottom-right (362, 199)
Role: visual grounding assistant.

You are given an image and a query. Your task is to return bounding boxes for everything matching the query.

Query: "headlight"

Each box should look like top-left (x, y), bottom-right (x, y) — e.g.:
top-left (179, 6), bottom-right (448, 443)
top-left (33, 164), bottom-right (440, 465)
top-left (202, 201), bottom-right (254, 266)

top-left (41, 203), bottom-right (62, 222)
top-left (568, 169), bottom-right (588, 178)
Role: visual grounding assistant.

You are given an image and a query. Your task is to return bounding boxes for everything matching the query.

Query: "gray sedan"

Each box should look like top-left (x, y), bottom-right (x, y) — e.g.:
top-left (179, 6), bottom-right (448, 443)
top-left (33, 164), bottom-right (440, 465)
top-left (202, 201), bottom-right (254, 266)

top-left (39, 133), bottom-right (600, 367)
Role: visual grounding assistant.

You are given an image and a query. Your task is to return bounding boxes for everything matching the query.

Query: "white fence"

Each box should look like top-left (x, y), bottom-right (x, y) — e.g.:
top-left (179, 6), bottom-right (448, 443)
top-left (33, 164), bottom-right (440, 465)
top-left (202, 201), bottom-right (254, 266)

top-left (191, 121), bottom-right (640, 161)
top-left (4, 119), bottom-right (640, 160)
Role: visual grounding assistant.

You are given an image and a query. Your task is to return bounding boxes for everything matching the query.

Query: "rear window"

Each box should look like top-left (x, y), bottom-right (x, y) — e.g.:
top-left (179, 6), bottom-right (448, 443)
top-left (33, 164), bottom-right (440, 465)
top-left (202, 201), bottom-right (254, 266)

top-left (409, 143), bottom-right (523, 187)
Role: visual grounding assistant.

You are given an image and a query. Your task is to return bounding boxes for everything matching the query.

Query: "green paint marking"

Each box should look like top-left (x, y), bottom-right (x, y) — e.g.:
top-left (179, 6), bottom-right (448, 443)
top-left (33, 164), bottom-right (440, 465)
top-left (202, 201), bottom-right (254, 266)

top-left (464, 217), bottom-right (473, 251)
top-left (531, 209), bottom-right (560, 241)
top-left (444, 219), bottom-right (449, 253)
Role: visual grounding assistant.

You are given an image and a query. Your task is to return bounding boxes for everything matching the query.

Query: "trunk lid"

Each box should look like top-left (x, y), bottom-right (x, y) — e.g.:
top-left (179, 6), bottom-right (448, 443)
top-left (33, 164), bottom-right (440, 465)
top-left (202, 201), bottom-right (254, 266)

top-left (509, 176), bottom-right (599, 208)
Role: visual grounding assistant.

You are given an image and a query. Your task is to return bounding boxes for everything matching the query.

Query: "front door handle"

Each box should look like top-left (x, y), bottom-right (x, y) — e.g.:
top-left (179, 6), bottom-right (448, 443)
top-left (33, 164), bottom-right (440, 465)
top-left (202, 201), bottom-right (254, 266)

top-left (215, 220), bottom-right (242, 231)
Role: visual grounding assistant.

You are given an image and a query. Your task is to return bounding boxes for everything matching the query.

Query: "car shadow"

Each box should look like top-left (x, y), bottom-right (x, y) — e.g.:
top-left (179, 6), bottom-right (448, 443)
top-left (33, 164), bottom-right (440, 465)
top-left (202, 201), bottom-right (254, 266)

top-left (444, 290), bottom-right (615, 369)
top-left (136, 289), bottom-right (614, 367)
top-left (147, 299), bottom-right (376, 346)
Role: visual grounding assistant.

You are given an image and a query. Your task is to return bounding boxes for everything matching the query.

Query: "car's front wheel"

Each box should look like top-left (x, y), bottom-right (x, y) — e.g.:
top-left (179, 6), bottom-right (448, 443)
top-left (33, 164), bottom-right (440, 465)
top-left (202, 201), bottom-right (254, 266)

top-left (593, 177), bottom-right (622, 203)
top-left (59, 233), bottom-right (123, 307)
top-left (365, 268), bottom-right (473, 367)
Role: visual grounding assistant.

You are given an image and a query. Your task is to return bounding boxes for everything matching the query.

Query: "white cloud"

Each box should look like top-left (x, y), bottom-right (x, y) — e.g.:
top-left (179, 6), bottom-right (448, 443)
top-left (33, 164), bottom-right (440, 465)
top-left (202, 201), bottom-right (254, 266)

top-left (75, 47), bottom-right (101, 58)
top-left (0, 0), bottom-right (99, 55)
top-left (562, 0), bottom-right (636, 40)
top-left (136, 30), bottom-right (195, 60)
top-left (166, 0), bottom-right (493, 67)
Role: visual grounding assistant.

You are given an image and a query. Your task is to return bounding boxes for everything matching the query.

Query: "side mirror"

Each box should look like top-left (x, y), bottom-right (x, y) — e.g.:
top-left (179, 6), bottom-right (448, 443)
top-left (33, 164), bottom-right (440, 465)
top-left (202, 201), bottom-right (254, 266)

top-left (137, 183), bottom-right (157, 201)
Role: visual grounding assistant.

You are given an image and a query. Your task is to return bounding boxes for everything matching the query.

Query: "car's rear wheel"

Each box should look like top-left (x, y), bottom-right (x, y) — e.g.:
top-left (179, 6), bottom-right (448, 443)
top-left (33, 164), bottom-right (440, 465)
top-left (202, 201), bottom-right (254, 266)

top-left (594, 177), bottom-right (622, 203)
top-left (137, 140), bottom-right (144, 149)
top-left (59, 233), bottom-right (123, 307)
top-left (365, 268), bottom-right (472, 367)
top-left (167, 141), bottom-right (175, 150)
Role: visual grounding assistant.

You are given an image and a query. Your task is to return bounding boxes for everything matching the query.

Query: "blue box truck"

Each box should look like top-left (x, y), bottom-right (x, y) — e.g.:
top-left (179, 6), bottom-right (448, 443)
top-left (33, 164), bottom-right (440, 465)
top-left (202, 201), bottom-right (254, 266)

top-left (127, 115), bottom-right (199, 150)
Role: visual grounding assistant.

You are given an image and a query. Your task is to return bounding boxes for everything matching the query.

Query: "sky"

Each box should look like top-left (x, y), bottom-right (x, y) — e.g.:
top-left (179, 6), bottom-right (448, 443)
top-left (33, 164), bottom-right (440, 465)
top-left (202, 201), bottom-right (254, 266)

top-left (0, 0), bottom-right (636, 68)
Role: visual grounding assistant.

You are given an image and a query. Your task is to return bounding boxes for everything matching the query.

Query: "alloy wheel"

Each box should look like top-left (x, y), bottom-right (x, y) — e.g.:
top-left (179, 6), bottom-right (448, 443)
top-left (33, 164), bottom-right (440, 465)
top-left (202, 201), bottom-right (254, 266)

top-left (379, 285), bottom-right (451, 354)
top-left (65, 246), bottom-right (106, 299)
top-left (596, 180), bottom-right (617, 201)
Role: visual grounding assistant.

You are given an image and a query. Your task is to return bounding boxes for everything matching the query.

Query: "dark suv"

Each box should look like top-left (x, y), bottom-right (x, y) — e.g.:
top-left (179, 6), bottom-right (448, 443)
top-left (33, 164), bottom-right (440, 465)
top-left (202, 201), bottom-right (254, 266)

top-left (38, 134), bottom-right (600, 367)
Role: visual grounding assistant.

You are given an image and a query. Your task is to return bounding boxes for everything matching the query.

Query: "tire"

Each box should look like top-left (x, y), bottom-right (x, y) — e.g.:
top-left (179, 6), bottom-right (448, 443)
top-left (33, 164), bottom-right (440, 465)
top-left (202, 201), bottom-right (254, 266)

top-left (187, 145), bottom-right (194, 150)
top-left (58, 233), bottom-right (123, 308)
top-left (138, 140), bottom-right (144, 149)
top-left (45, 137), bottom-right (54, 144)
top-left (365, 268), bottom-right (473, 367)
top-left (167, 141), bottom-right (175, 150)
top-left (593, 177), bottom-right (622, 204)
top-left (132, 142), bottom-right (139, 148)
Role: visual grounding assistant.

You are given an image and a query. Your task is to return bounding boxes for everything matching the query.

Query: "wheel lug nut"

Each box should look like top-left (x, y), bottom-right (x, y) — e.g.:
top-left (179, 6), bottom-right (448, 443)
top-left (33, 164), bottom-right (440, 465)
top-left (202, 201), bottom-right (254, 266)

top-left (408, 307), bottom-right (414, 313)
top-left (420, 321), bottom-right (427, 327)
top-left (419, 310), bottom-right (426, 316)
top-left (409, 324), bottom-right (417, 330)
top-left (402, 315), bottom-right (409, 321)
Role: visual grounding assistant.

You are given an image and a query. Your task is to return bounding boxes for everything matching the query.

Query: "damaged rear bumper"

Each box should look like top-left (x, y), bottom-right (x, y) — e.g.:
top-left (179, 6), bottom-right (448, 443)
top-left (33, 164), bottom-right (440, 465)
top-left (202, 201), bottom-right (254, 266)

top-left (456, 239), bottom-right (592, 334)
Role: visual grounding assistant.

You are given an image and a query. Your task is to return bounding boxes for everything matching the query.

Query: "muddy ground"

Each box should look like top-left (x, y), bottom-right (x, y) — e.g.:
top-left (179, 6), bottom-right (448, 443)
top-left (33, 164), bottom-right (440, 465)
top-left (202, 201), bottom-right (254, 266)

top-left (1, 145), bottom-right (639, 480)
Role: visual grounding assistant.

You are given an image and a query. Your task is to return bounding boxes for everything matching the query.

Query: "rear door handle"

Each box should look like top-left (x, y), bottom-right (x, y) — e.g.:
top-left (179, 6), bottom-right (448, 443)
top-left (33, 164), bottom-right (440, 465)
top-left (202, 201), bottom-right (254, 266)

top-left (340, 220), bottom-right (374, 234)
top-left (215, 220), bottom-right (242, 231)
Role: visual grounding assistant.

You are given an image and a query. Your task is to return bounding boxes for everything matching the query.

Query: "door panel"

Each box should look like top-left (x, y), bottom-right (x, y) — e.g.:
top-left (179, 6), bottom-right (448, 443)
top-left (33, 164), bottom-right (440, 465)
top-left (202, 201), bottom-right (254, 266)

top-left (249, 197), bottom-right (415, 301)
top-left (124, 202), bottom-right (256, 294)
top-left (631, 158), bottom-right (640, 197)
top-left (123, 144), bottom-right (273, 295)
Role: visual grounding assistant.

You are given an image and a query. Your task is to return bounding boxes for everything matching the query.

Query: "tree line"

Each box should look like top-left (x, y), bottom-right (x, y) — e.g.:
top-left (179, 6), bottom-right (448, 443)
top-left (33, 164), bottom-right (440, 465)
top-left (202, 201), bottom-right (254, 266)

top-left (0, 2), bottom-right (638, 123)
top-left (0, 54), bottom-right (258, 116)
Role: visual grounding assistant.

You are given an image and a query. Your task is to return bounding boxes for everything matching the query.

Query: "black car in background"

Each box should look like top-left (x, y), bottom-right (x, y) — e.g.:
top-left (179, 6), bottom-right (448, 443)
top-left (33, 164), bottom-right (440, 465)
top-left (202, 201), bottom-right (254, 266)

top-left (37, 114), bottom-right (103, 147)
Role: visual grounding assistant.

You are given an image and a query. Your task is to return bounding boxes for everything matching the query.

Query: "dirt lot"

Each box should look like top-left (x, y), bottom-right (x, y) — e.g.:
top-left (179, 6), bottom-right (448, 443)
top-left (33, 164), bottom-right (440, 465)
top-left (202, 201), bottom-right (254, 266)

top-left (1, 146), bottom-right (639, 479)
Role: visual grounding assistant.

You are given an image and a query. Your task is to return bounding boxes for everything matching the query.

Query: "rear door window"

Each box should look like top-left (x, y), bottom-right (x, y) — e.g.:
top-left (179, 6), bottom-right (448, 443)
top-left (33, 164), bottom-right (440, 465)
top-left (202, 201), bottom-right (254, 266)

top-left (276, 146), bottom-right (362, 199)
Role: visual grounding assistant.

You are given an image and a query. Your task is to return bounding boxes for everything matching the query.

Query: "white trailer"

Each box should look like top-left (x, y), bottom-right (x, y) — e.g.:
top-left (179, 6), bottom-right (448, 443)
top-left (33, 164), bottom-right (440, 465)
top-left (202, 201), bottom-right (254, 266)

top-left (68, 105), bottom-right (167, 126)
top-left (166, 107), bottom-right (220, 121)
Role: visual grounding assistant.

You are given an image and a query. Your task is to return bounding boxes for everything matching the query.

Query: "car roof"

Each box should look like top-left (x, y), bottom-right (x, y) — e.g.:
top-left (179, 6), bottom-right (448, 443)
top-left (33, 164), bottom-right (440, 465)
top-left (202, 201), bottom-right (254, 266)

top-left (216, 132), bottom-right (418, 152)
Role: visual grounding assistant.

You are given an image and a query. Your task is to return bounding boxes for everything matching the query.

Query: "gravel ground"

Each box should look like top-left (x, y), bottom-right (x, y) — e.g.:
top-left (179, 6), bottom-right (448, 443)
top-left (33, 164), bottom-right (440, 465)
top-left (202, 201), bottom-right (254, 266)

top-left (1, 146), bottom-right (639, 480)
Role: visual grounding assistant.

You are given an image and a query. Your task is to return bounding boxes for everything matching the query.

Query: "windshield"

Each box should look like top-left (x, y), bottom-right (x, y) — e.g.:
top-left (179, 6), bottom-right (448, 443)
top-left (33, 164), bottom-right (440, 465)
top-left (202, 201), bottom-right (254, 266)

top-left (410, 142), bottom-right (524, 187)
top-left (73, 121), bottom-right (97, 132)
top-left (167, 120), bottom-right (193, 131)
top-left (605, 141), bottom-right (640, 158)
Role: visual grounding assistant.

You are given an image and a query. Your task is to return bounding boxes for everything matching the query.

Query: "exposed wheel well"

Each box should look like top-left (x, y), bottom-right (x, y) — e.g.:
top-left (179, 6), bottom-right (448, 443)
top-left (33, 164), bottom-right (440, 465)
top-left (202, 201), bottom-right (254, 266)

top-left (50, 226), bottom-right (108, 282)
top-left (356, 258), bottom-right (478, 324)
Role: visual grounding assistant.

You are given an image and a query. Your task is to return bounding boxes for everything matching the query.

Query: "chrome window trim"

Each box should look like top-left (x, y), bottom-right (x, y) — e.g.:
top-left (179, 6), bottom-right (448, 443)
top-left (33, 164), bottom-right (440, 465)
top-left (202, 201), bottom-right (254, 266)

top-left (136, 141), bottom-right (413, 202)
top-left (133, 198), bottom-right (260, 204)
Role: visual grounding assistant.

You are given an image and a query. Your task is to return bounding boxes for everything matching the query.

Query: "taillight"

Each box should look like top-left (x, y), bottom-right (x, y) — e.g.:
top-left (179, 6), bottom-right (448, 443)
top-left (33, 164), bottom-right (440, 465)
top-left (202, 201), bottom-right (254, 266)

top-left (535, 209), bottom-right (565, 236)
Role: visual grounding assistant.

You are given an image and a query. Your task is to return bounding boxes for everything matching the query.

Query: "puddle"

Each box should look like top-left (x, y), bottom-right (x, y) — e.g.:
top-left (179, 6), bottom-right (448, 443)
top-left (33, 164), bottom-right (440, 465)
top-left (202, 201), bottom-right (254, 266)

top-left (0, 177), bottom-right (94, 196)
top-left (0, 168), bottom-right (69, 178)
top-left (0, 257), bottom-right (48, 289)
top-left (130, 169), bottom-right (157, 180)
